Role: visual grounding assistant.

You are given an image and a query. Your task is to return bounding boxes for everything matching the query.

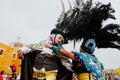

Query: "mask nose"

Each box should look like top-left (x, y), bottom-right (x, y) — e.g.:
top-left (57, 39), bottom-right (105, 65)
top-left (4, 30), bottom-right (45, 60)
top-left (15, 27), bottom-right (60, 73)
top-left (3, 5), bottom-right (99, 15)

top-left (59, 39), bottom-right (64, 44)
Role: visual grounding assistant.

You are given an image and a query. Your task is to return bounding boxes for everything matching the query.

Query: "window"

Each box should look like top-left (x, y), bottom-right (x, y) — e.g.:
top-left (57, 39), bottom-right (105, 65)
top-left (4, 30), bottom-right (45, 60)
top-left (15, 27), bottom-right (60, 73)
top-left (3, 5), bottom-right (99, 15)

top-left (0, 48), bottom-right (5, 57)
top-left (12, 53), bottom-right (17, 60)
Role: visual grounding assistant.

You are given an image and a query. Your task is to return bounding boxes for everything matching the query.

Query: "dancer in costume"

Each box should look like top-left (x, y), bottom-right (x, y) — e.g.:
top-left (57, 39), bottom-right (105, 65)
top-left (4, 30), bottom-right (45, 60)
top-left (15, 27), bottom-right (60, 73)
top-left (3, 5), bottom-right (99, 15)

top-left (72, 38), bottom-right (104, 80)
top-left (18, 28), bottom-right (77, 80)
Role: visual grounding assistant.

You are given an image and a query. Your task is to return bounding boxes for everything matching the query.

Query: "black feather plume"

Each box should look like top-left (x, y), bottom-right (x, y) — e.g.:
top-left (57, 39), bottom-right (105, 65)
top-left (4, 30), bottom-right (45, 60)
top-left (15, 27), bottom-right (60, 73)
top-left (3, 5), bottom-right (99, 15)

top-left (96, 24), bottom-right (120, 49)
top-left (55, 0), bottom-right (120, 50)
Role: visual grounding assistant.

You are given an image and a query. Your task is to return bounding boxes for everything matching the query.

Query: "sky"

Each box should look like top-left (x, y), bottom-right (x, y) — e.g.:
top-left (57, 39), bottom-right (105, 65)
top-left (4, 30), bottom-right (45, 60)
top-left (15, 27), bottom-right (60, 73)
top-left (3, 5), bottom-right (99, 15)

top-left (0, 0), bottom-right (120, 69)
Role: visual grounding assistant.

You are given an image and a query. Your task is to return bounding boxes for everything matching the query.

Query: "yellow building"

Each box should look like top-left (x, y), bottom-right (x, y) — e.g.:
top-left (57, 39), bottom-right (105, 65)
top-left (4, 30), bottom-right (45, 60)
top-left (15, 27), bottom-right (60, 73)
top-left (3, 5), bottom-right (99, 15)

top-left (0, 42), bottom-right (22, 74)
top-left (115, 67), bottom-right (120, 77)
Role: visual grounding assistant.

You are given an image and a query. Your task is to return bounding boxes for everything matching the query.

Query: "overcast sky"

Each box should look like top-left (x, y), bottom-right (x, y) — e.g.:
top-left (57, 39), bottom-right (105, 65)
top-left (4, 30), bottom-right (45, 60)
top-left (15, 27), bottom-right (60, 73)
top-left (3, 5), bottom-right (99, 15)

top-left (0, 0), bottom-right (120, 69)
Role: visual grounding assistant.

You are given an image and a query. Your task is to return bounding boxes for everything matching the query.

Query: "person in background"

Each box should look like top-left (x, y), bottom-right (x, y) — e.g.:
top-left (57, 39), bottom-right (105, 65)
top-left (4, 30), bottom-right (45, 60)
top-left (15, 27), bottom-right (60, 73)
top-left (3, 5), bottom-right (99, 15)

top-left (10, 72), bottom-right (17, 80)
top-left (0, 71), bottom-right (4, 80)
top-left (10, 64), bottom-right (17, 74)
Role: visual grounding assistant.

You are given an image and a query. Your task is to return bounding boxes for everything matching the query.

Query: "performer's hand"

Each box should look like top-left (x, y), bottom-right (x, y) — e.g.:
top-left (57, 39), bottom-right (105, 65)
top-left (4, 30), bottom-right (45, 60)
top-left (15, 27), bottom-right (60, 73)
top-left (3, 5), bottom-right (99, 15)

top-left (71, 51), bottom-right (79, 59)
top-left (76, 61), bottom-right (83, 67)
top-left (18, 50), bottom-right (24, 59)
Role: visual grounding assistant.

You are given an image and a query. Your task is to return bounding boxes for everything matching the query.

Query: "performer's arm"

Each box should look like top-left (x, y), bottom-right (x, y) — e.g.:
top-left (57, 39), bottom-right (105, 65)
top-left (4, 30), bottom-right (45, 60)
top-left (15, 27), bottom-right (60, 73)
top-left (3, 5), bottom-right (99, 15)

top-left (59, 48), bottom-right (77, 61)
top-left (45, 43), bottom-right (77, 61)
top-left (18, 41), bottom-right (45, 59)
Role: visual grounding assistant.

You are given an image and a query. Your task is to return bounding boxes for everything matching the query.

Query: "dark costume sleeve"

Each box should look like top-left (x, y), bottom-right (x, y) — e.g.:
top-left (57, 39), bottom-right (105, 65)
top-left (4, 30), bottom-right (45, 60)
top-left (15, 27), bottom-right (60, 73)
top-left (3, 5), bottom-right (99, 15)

top-left (56, 58), bottom-right (73, 80)
top-left (20, 50), bottom-right (40, 80)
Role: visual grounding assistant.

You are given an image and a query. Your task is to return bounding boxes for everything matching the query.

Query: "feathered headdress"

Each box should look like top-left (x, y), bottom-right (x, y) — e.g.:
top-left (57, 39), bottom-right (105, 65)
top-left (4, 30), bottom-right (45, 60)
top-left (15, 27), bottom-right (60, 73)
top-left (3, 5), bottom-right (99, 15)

top-left (55, 0), bottom-right (120, 50)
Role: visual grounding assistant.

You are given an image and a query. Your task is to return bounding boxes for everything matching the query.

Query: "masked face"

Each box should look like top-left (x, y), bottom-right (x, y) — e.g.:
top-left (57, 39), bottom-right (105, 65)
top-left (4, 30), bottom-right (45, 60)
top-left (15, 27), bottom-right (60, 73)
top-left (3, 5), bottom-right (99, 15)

top-left (54, 34), bottom-right (64, 45)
